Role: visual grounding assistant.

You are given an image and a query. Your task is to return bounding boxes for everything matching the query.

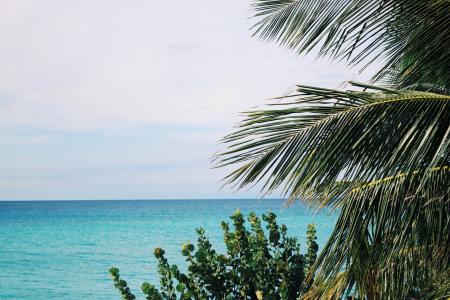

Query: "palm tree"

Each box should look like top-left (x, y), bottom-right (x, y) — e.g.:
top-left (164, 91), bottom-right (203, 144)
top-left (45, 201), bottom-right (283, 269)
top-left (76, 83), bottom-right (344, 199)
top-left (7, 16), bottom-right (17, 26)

top-left (216, 1), bottom-right (450, 298)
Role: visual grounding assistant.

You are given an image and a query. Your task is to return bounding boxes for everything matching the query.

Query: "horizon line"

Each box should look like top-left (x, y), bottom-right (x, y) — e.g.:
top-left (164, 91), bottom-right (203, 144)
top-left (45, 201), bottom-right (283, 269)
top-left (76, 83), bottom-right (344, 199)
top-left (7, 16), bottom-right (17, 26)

top-left (0, 197), bottom-right (287, 202)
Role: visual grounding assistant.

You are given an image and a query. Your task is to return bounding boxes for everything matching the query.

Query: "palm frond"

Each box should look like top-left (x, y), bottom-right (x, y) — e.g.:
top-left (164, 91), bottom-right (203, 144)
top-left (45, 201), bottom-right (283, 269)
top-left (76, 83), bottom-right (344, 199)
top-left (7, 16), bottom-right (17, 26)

top-left (422, 269), bottom-right (450, 300)
top-left (305, 167), bottom-right (450, 299)
top-left (302, 270), bottom-right (352, 300)
top-left (216, 82), bottom-right (450, 202)
top-left (251, 0), bottom-right (450, 90)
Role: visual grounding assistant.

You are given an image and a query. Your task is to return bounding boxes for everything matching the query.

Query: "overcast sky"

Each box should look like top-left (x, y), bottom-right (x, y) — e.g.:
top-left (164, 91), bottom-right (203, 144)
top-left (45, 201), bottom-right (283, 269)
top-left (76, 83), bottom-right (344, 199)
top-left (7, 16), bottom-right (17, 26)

top-left (0, 0), bottom-right (376, 200)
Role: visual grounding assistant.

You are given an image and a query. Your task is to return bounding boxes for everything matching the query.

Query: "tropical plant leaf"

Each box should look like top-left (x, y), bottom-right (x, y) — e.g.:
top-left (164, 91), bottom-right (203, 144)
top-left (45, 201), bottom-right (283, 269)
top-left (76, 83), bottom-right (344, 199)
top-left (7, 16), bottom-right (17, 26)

top-left (304, 167), bottom-right (450, 299)
top-left (216, 82), bottom-right (450, 203)
top-left (251, 0), bottom-right (450, 90)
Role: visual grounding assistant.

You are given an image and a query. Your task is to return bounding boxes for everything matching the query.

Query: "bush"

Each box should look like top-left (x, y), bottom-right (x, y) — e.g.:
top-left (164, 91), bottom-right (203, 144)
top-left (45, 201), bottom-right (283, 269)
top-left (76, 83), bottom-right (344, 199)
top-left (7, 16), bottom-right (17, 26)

top-left (109, 210), bottom-right (318, 300)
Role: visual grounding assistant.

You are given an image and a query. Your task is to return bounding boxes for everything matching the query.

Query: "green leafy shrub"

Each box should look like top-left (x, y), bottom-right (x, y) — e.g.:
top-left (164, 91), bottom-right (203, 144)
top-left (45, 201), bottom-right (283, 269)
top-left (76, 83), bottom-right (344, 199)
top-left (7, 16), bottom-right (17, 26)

top-left (109, 267), bottom-right (136, 300)
top-left (109, 210), bottom-right (318, 300)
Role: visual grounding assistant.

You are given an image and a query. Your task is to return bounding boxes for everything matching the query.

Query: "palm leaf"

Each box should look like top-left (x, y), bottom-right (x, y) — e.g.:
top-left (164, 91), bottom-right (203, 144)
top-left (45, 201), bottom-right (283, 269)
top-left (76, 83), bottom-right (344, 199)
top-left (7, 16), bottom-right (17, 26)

top-left (305, 167), bottom-right (450, 299)
top-left (251, 0), bottom-right (450, 90)
top-left (216, 82), bottom-right (450, 202)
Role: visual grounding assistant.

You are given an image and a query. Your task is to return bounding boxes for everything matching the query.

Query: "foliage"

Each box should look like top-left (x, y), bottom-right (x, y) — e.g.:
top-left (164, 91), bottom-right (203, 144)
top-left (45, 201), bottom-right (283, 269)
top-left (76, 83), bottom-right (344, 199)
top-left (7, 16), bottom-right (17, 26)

top-left (109, 267), bottom-right (136, 300)
top-left (422, 268), bottom-right (450, 300)
top-left (110, 210), bottom-right (319, 300)
top-left (212, 1), bottom-right (450, 298)
top-left (216, 82), bottom-right (450, 299)
top-left (302, 169), bottom-right (449, 299)
top-left (251, 0), bottom-right (450, 91)
top-left (216, 82), bottom-right (449, 201)
top-left (303, 225), bottom-right (317, 275)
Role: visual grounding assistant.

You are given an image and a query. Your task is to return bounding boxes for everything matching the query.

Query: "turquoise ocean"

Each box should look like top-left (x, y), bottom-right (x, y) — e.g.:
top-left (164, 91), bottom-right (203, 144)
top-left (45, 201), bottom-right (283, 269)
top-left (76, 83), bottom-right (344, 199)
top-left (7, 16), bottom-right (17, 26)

top-left (0, 199), bottom-right (337, 299)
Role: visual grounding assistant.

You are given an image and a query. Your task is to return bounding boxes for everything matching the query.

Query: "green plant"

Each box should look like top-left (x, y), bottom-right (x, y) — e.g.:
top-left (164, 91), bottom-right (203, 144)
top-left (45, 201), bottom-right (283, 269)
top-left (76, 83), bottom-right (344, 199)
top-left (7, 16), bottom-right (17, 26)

top-left (216, 1), bottom-right (450, 298)
top-left (110, 210), bottom-right (319, 299)
top-left (216, 81), bottom-right (450, 299)
top-left (304, 224), bottom-right (317, 274)
top-left (251, 0), bottom-right (450, 91)
top-left (109, 267), bottom-right (136, 300)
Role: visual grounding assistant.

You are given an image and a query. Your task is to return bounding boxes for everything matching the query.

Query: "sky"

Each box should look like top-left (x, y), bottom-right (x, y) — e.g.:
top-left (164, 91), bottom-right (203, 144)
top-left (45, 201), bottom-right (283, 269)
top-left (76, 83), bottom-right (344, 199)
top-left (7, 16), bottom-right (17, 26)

top-left (0, 0), bottom-right (376, 200)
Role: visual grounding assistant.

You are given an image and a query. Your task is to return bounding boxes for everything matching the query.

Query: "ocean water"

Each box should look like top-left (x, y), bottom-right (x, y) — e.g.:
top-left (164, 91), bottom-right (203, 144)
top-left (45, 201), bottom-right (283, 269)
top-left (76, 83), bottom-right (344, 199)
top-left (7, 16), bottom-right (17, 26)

top-left (0, 199), bottom-right (337, 299)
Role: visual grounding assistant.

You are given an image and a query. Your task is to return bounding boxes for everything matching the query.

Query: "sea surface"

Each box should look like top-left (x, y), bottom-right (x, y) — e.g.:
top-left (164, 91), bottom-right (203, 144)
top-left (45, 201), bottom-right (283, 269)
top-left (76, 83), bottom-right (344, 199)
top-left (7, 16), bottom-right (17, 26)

top-left (0, 199), bottom-right (337, 299)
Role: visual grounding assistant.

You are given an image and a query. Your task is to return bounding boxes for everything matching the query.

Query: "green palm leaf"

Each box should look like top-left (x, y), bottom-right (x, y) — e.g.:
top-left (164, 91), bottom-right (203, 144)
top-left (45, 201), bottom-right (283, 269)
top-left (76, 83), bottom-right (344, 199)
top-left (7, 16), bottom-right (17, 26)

top-left (216, 82), bottom-right (450, 202)
top-left (251, 0), bottom-right (450, 90)
top-left (305, 167), bottom-right (450, 299)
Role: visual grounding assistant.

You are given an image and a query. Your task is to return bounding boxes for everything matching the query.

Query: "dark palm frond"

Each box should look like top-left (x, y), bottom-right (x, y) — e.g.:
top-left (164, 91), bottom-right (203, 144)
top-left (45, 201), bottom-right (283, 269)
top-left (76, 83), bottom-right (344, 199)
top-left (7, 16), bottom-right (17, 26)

top-left (216, 82), bottom-right (450, 202)
top-left (422, 269), bottom-right (450, 300)
top-left (251, 0), bottom-right (450, 90)
top-left (304, 167), bottom-right (450, 299)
